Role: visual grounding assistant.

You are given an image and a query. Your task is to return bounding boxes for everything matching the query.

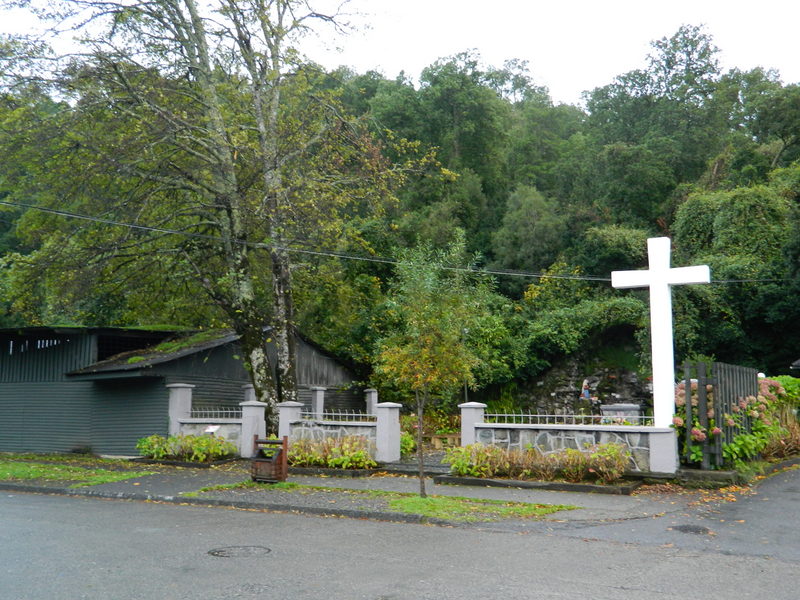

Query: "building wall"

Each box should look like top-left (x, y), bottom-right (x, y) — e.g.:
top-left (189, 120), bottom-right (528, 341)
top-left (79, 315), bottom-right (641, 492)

top-left (295, 338), bottom-right (354, 387)
top-left (0, 334), bottom-right (95, 383)
top-left (0, 331), bottom-right (362, 454)
top-left (89, 379), bottom-right (169, 455)
top-left (0, 381), bottom-right (93, 452)
top-left (156, 344), bottom-right (250, 408)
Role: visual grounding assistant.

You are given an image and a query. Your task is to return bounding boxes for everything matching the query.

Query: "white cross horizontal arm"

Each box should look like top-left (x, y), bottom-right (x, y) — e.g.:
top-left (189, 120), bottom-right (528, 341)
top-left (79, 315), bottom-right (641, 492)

top-left (665, 265), bottom-right (710, 286)
top-left (611, 270), bottom-right (653, 289)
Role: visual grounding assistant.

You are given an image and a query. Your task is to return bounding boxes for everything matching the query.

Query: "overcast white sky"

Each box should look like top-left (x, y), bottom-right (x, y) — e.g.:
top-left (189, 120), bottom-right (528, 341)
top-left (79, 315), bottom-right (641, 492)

top-left (2, 0), bottom-right (798, 106)
top-left (304, 0), bottom-right (800, 105)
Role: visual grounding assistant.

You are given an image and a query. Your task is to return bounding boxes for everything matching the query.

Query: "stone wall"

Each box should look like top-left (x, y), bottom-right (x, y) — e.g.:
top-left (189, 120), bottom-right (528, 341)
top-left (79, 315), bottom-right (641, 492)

top-left (475, 424), bottom-right (672, 472)
top-left (473, 343), bottom-right (652, 415)
top-left (179, 422), bottom-right (242, 447)
top-left (289, 420), bottom-right (377, 444)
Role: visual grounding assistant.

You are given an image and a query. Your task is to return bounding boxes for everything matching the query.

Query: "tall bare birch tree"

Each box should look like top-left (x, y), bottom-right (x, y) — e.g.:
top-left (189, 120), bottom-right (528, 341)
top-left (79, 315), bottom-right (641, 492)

top-left (0, 0), bottom-right (418, 426)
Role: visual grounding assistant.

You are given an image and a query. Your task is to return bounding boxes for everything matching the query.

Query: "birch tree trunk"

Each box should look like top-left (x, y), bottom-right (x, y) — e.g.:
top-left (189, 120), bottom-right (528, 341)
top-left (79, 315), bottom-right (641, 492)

top-left (1, 0), bottom-right (405, 432)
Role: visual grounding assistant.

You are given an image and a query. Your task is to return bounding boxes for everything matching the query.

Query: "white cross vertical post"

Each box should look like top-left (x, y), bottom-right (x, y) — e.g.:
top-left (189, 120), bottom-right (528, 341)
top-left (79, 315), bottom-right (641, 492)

top-left (611, 237), bottom-right (710, 428)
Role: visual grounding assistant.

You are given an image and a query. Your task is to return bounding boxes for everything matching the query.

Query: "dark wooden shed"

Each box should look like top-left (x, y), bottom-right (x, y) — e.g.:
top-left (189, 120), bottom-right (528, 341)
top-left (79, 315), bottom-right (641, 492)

top-left (0, 327), bottom-right (360, 455)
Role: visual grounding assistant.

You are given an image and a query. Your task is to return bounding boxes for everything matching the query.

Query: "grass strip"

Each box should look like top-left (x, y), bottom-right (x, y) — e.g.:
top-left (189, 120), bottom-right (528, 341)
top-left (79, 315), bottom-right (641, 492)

top-left (385, 495), bottom-right (571, 522)
top-left (0, 460), bottom-right (154, 488)
top-left (189, 480), bottom-right (577, 522)
top-left (1, 452), bottom-right (130, 466)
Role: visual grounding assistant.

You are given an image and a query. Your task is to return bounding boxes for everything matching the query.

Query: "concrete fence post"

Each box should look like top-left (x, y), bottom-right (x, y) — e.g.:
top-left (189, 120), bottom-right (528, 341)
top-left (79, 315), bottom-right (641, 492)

top-left (648, 429), bottom-right (679, 474)
top-left (375, 402), bottom-right (402, 463)
top-left (277, 401), bottom-right (304, 440)
top-left (241, 384), bottom-right (257, 404)
top-left (311, 387), bottom-right (326, 419)
top-left (364, 388), bottom-right (378, 415)
top-left (239, 400), bottom-right (267, 458)
top-left (458, 402), bottom-right (487, 446)
top-left (167, 383), bottom-right (195, 437)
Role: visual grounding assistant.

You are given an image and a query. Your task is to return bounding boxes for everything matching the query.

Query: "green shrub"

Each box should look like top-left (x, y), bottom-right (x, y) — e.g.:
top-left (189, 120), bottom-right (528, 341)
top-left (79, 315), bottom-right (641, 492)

top-left (287, 436), bottom-right (377, 470)
top-left (442, 444), bottom-right (509, 478)
top-left (558, 448), bottom-right (590, 482)
top-left (400, 414), bottom-right (417, 435)
top-left (674, 377), bottom-right (791, 468)
top-left (774, 375), bottom-right (800, 406)
top-left (587, 443), bottom-right (631, 484)
top-left (443, 442), bottom-right (631, 484)
top-left (505, 448), bottom-right (539, 479)
top-left (135, 434), bottom-right (237, 462)
top-left (527, 451), bottom-right (560, 481)
top-left (400, 410), bottom-right (460, 437)
top-left (400, 431), bottom-right (417, 457)
top-left (286, 438), bottom-right (324, 467)
top-left (762, 420), bottom-right (800, 460)
top-left (136, 435), bottom-right (169, 460)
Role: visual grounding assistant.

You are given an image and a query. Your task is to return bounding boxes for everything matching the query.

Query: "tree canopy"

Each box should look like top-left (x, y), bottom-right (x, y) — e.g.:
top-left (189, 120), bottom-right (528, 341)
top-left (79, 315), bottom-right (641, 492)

top-left (2, 16), bottom-right (799, 414)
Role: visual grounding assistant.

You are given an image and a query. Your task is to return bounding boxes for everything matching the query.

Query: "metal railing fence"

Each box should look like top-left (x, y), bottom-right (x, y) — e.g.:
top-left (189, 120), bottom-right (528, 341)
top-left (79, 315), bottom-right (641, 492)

top-left (483, 412), bottom-right (655, 426)
top-left (189, 407), bottom-right (243, 419)
top-left (301, 410), bottom-right (377, 423)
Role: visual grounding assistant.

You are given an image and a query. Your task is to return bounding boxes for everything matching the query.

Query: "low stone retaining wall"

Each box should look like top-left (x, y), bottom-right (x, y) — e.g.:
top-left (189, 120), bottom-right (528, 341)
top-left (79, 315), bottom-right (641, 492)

top-left (168, 384), bottom-right (266, 458)
top-left (277, 400), bottom-right (401, 463)
top-left (475, 424), bottom-right (675, 473)
top-left (178, 421), bottom-right (243, 447)
top-left (460, 402), bottom-right (679, 474)
top-left (289, 420), bottom-right (377, 443)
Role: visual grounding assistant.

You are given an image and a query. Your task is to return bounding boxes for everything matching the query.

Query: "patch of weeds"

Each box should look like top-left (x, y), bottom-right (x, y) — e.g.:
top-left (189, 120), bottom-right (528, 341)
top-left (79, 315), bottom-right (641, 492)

top-left (185, 480), bottom-right (300, 497)
top-left (0, 453), bottom-right (134, 469)
top-left (152, 330), bottom-right (228, 354)
top-left (0, 460), bottom-right (153, 487)
top-left (751, 462), bottom-right (800, 482)
top-left (386, 495), bottom-right (575, 523)
top-left (188, 479), bottom-right (576, 522)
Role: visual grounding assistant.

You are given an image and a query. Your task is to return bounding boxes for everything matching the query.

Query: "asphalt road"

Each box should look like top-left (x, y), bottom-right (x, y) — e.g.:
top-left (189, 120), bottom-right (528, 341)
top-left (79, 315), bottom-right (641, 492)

top-left (2, 480), bottom-right (799, 600)
top-left (534, 466), bottom-right (800, 562)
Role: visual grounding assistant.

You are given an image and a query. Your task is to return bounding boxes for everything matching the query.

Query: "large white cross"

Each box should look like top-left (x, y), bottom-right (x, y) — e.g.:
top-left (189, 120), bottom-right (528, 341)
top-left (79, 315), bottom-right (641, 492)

top-left (611, 237), bottom-right (710, 428)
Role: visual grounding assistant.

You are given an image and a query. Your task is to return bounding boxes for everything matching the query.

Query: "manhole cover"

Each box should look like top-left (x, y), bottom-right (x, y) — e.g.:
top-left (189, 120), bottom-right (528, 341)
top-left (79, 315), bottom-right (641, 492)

top-left (670, 524), bottom-right (711, 535)
top-left (208, 546), bottom-right (271, 558)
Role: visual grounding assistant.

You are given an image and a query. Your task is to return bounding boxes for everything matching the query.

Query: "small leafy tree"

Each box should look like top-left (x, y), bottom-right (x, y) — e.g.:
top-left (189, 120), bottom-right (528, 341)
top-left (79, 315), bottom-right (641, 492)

top-left (374, 237), bottom-right (486, 497)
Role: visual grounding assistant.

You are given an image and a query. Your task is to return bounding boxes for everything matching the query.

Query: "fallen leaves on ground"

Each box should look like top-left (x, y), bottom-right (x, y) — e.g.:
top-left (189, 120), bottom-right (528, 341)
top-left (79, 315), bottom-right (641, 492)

top-left (633, 482), bottom-right (756, 507)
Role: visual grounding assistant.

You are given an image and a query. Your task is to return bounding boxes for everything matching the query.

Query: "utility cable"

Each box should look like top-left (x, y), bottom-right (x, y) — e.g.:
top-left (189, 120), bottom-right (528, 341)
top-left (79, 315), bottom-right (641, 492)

top-left (0, 199), bottom-right (793, 284)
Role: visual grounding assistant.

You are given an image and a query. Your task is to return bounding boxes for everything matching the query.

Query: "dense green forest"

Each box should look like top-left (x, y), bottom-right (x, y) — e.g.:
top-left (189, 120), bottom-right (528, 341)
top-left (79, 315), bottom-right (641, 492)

top-left (1, 2), bottom-right (799, 410)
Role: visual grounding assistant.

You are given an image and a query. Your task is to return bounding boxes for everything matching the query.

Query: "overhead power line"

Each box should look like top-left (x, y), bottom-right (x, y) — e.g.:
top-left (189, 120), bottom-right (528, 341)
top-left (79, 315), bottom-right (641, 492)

top-left (0, 199), bottom-right (793, 284)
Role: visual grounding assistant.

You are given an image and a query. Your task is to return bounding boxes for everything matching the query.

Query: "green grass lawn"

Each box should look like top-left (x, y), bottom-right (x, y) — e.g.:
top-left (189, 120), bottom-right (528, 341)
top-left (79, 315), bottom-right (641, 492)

top-left (0, 459), bottom-right (154, 488)
top-left (190, 480), bottom-right (577, 522)
top-left (385, 494), bottom-right (572, 522)
top-left (1, 452), bottom-right (131, 465)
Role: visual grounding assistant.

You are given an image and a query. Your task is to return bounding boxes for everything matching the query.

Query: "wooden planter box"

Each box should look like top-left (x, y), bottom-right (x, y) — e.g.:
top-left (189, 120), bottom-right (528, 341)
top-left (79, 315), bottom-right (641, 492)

top-left (250, 436), bottom-right (288, 483)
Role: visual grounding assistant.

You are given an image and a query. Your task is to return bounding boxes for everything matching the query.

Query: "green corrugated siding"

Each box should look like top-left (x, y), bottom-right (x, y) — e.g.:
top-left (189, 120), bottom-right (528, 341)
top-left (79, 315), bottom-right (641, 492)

top-left (157, 344), bottom-right (248, 382)
top-left (90, 380), bottom-right (169, 454)
top-left (0, 378), bottom-right (168, 455)
top-left (296, 386), bottom-right (362, 412)
top-left (0, 332), bottom-right (362, 454)
top-left (296, 338), bottom-right (354, 387)
top-left (1, 391), bottom-right (24, 450)
top-left (157, 344), bottom-right (250, 408)
top-left (181, 377), bottom-right (250, 408)
top-left (0, 334), bottom-right (95, 383)
top-left (0, 382), bottom-right (92, 452)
